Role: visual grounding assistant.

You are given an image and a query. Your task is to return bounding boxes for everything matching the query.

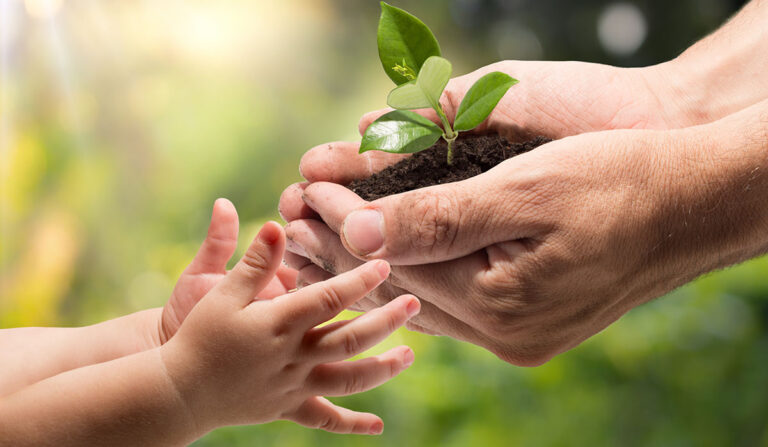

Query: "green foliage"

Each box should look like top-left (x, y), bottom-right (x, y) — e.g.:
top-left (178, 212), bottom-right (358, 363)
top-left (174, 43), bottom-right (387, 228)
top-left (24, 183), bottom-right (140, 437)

top-left (386, 56), bottom-right (452, 110)
top-left (10, 2), bottom-right (764, 446)
top-left (359, 110), bottom-right (443, 154)
top-left (365, 3), bottom-right (518, 164)
top-left (454, 72), bottom-right (518, 132)
top-left (387, 81), bottom-right (431, 110)
top-left (415, 56), bottom-right (452, 111)
top-left (378, 2), bottom-right (441, 86)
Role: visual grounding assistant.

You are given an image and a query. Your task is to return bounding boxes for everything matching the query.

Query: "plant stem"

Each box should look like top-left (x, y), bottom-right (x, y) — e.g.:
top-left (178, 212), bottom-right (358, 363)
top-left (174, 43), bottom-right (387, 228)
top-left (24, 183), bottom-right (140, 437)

top-left (434, 105), bottom-right (457, 165)
top-left (445, 134), bottom-right (457, 165)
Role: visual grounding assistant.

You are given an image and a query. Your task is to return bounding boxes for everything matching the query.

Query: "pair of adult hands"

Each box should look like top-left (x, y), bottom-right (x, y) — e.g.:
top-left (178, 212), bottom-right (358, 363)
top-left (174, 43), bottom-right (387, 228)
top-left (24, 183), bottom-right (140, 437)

top-left (279, 59), bottom-right (767, 365)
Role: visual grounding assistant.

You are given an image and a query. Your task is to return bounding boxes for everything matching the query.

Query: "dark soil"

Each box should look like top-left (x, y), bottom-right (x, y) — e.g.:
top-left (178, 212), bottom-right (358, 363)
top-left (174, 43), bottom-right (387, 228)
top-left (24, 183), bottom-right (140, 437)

top-left (348, 134), bottom-right (551, 201)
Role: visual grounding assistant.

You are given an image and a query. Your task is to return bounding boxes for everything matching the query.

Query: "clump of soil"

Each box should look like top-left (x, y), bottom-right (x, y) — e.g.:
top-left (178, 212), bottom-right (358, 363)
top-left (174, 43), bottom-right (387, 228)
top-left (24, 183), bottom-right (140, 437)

top-left (348, 134), bottom-right (551, 201)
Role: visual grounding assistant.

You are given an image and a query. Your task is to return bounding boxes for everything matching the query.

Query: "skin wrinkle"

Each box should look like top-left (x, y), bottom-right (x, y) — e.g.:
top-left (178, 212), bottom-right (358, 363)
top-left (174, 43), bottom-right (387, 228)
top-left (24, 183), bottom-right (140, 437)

top-left (277, 2), bottom-right (768, 367)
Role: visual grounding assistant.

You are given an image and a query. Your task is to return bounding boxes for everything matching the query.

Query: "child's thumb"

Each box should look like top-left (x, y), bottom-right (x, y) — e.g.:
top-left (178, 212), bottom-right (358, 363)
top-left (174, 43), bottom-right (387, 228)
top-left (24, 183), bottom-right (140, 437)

top-left (186, 198), bottom-right (239, 274)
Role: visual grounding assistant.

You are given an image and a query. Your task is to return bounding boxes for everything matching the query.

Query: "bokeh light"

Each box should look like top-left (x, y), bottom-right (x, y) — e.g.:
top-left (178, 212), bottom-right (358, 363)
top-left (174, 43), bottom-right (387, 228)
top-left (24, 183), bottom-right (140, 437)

top-left (24, 0), bottom-right (63, 19)
top-left (598, 2), bottom-right (648, 56)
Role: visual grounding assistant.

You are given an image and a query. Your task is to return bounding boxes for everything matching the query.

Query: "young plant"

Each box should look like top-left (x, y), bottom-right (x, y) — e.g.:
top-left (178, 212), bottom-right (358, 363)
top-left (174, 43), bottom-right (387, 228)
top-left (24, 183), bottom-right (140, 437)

top-left (360, 2), bottom-right (519, 165)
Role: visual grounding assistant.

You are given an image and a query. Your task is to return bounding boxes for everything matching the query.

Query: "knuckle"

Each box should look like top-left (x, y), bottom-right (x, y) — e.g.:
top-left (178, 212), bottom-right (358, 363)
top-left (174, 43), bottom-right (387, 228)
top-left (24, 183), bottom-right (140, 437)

top-left (405, 192), bottom-right (461, 252)
top-left (388, 356), bottom-right (400, 377)
top-left (270, 319), bottom-right (293, 339)
top-left (344, 371), bottom-right (365, 395)
top-left (385, 311), bottom-right (401, 334)
top-left (341, 331), bottom-right (362, 356)
top-left (318, 416), bottom-right (338, 432)
top-left (318, 286), bottom-right (345, 315)
top-left (239, 248), bottom-right (270, 277)
top-left (205, 233), bottom-right (237, 251)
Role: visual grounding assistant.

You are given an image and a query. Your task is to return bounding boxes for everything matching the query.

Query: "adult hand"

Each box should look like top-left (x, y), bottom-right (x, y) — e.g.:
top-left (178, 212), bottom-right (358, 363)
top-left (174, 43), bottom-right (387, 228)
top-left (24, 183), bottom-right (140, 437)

top-left (288, 60), bottom-right (687, 192)
top-left (281, 1), bottom-right (768, 364)
top-left (279, 59), bottom-right (686, 362)
top-left (281, 100), bottom-right (768, 366)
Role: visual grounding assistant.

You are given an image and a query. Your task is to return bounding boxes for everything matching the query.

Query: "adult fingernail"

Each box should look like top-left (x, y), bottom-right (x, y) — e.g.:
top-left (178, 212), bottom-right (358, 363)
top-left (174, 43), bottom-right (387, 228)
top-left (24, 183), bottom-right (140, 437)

top-left (369, 421), bottom-right (384, 435)
top-left (343, 209), bottom-right (384, 256)
top-left (285, 238), bottom-right (308, 257)
top-left (405, 297), bottom-right (420, 318)
top-left (403, 348), bottom-right (415, 368)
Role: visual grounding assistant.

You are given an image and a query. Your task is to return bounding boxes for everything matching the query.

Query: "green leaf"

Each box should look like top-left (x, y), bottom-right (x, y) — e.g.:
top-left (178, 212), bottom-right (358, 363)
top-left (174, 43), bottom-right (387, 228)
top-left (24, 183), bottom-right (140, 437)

top-left (378, 2), bottom-right (441, 86)
top-left (360, 110), bottom-right (443, 154)
top-left (387, 81), bottom-right (431, 110)
top-left (416, 56), bottom-right (451, 110)
top-left (387, 57), bottom-right (451, 110)
top-left (453, 72), bottom-right (518, 132)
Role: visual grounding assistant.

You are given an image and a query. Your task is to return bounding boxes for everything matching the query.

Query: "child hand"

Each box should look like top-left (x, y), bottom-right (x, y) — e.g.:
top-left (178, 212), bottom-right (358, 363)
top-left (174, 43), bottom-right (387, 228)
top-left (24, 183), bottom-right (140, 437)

top-left (159, 199), bottom-right (298, 343)
top-left (160, 221), bottom-right (419, 435)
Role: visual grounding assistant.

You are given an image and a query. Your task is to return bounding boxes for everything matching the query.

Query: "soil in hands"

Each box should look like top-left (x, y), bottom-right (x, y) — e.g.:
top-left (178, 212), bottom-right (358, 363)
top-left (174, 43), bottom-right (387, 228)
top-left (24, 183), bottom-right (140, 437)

top-left (348, 134), bottom-right (552, 201)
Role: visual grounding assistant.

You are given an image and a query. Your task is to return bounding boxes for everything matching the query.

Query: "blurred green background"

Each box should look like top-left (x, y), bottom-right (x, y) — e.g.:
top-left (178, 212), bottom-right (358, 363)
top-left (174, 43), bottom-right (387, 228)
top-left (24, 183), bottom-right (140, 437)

top-left (1, 0), bottom-right (766, 445)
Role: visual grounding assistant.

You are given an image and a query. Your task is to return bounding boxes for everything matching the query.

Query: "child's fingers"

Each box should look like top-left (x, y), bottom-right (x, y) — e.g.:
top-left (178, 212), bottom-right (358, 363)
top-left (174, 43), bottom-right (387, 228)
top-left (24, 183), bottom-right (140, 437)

top-left (218, 221), bottom-right (285, 307)
top-left (290, 262), bottom-right (380, 312)
top-left (272, 260), bottom-right (389, 329)
top-left (256, 276), bottom-right (290, 299)
top-left (186, 198), bottom-right (239, 274)
top-left (287, 396), bottom-right (383, 435)
top-left (306, 345), bottom-right (414, 397)
top-left (307, 295), bottom-right (420, 362)
top-left (276, 265), bottom-right (298, 290)
top-left (257, 266), bottom-right (299, 299)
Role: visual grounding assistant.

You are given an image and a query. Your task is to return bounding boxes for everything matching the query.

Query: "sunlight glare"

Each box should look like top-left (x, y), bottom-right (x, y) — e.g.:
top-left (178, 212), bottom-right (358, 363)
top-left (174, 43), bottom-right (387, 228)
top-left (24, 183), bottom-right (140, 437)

top-left (24, 0), bottom-right (63, 19)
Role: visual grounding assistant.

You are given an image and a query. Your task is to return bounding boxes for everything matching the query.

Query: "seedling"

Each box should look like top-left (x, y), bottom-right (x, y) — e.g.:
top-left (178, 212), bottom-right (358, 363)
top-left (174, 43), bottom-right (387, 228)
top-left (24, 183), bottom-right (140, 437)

top-left (360, 2), bottom-right (519, 164)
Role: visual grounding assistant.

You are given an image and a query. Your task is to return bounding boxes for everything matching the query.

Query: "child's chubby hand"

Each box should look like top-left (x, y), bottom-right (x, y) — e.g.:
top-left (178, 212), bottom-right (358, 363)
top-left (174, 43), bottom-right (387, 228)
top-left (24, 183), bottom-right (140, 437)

top-left (159, 199), bottom-right (298, 343)
top-left (159, 219), bottom-right (420, 435)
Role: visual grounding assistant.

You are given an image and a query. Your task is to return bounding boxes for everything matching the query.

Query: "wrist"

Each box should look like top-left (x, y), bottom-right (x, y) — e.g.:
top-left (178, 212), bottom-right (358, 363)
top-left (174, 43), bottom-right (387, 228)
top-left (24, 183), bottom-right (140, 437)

top-left (153, 345), bottom-right (210, 441)
top-left (638, 60), bottom-right (710, 128)
top-left (643, 31), bottom-right (768, 129)
top-left (657, 103), bottom-right (768, 273)
top-left (157, 339), bottom-right (215, 435)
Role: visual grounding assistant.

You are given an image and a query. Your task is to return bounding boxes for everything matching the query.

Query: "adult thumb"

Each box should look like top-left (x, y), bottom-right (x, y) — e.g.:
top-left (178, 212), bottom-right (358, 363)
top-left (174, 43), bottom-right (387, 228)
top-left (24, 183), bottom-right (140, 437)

top-left (340, 176), bottom-right (524, 265)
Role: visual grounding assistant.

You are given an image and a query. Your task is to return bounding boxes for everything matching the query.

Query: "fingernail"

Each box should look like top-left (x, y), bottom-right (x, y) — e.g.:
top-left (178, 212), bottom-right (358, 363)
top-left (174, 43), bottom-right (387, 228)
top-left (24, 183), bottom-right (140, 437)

top-left (285, 237), bottom-right (308, 257)
top-left (403, 348), bottom-right (415, 368)
top-left (343, 209), bottom-right (384, 256)
top-left (373, 260), bottom-right (390, 279)
top-left (258, 222), bottom-right (280, 245)
top-left (405, 297), bottom-right (420, 318)
top-left (369, 421), bottom-right (383, 435)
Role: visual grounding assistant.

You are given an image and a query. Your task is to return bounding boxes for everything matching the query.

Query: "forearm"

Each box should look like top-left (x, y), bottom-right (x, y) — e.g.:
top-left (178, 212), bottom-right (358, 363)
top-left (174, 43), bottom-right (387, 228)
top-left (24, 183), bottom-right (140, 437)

top-left (0, 347), bottom-right (200, 446)
top-left (0, 308), bottom-right (162, 396)
top-left (654, 98), bottom-right (768, 282)
top-left (650, 0), bottom-right (768, 127)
